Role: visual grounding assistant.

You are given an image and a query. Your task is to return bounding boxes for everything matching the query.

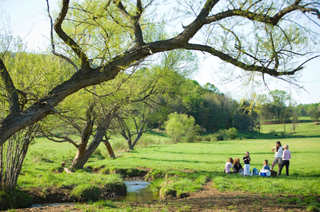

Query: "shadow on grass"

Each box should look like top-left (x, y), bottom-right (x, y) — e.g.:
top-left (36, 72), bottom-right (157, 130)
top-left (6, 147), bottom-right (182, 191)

top-left (147, 131), bottom-right (169, 138)
top-left (156, 150), bottom-right (276, 156)
top-left (139, 157), bottom-right (213, 164)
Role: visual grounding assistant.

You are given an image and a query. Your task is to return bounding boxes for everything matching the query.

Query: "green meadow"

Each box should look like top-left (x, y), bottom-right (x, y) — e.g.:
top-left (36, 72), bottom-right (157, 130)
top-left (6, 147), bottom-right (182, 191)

top-left (16, 120), bottom-right (320, 210)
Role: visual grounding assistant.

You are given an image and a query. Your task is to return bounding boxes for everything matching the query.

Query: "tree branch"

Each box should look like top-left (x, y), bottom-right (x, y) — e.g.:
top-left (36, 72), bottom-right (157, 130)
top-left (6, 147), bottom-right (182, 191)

top-left (54, 0), bottom-right (90, 69)
top-left (205, 4), bottom-right (320, 25)
top-left (0, 59), bottom-right (20, 114)
top-left (112, 0), bottom-right (144, 46)
top-left (173, 0), bottom-right (219, 44)
top-left (46, 0), bottom-right (79, 71)
top-left (39, 127), bottom-right (79, 148)
top-left (181, 43), bottom-right (304, 76)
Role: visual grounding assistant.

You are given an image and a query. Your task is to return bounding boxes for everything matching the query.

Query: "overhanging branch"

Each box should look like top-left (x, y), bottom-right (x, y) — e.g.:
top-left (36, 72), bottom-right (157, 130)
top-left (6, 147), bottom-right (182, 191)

top-left (54, 0), bottom-right (90, 69)
top-left (181, 43), bottom-right (304, 76)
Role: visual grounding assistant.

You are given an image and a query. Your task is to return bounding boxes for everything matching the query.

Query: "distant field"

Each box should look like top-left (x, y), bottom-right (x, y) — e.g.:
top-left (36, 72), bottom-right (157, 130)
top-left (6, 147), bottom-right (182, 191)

top-left (259, 121), bottom-right (320, 138)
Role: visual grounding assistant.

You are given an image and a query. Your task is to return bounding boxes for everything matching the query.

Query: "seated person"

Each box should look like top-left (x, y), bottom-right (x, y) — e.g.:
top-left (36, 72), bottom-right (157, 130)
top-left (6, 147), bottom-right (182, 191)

top-left (259, 159), bottom-right (271, 176)
top-left (233, 158), bottom-right (243, 174)
top-left (224, 158), bottom-right (236, 174)
top-left (262, 159), bottom-right (270, 170)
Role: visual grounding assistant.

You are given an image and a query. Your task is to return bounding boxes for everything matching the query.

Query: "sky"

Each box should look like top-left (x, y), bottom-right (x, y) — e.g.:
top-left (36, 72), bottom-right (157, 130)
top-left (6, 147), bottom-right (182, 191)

top-left (1, 0), bottom-right (320, 105)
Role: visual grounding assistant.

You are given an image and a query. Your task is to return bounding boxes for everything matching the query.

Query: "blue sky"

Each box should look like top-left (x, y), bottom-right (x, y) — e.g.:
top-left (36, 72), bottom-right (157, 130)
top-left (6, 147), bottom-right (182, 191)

top-left (1, 0), bottom-right (320, 104)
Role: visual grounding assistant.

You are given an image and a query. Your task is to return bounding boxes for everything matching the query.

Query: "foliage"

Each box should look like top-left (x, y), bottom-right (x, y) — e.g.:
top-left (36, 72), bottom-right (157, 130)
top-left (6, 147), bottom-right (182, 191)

top-left (0, 125), bottom-right (38, 190)
top-left (0, 188), bottom-right (32, 210)
top-left (214, 127), bottom-right (238, 141)
top-left (165, 112), bottom-right (199, 143)
top-left (310, 109), bottom-right (320, 122)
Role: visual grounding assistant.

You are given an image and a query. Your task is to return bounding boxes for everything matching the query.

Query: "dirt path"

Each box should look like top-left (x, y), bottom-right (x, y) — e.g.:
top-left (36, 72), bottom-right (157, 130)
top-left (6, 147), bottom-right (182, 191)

top-left (12, 182), bottom-right (306, 212)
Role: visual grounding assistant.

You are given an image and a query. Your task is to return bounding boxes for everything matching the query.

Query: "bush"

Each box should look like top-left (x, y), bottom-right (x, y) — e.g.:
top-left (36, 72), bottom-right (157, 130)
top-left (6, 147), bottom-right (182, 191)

top-left (0, 189), bottom-right (32, 210)
top-left (280, 132), bottom-right (286, 138)
top-left (204, 135), bottom-right (211, 141)
top-left (213, 128), bottom-right (238, 141)
top-left (165, 113), bottom-right (199, 143)
top-left (269, 129), bottom-right (278, 136)
top-left (227, 128), bottom-right (238, 140)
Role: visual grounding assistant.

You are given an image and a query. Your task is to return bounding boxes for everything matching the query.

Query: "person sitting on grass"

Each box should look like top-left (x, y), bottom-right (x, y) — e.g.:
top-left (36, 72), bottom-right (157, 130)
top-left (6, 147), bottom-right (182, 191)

top-left (224, 157), bottom-right (236, 174)
top-left (279, 144), bottom-right (291, 176)
top-left (259, 159), bottom-right (271, 176)
top-left (262, 159), bottom-right (270, 170)
top-left (233, 158), bottom-right (243, 174)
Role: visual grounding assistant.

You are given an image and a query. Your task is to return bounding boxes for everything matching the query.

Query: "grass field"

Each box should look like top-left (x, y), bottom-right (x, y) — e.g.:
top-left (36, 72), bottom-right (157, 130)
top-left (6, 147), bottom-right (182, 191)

top-left (13, 120), bottom-right (320, 210)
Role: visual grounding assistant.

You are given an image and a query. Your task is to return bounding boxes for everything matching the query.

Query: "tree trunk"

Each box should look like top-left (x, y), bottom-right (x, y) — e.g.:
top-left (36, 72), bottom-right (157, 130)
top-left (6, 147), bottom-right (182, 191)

top-left (103, 141), bottom-right (115, 158)
top-left (71, 115), bottom-right (111, 169)
top-left (70, 144), bottom-right (87, 169)
top-left (127, 138), bottom-right (133, 150)
top-left (131, 133), bottom-right (142, 150)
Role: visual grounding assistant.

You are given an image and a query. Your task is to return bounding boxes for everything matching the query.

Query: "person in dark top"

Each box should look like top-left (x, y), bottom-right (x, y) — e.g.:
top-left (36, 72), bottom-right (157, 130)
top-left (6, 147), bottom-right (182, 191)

top-left (233, 158), bottom-right (243, 174)
top-left (243, 151), bottom-right (251, 176)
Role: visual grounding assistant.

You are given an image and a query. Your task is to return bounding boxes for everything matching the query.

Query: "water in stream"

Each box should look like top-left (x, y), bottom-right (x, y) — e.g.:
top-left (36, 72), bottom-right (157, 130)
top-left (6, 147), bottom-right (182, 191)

top-left (116, 180), bottom-right (157, 202)
top-left (30, 180), bottom-right (156, 208)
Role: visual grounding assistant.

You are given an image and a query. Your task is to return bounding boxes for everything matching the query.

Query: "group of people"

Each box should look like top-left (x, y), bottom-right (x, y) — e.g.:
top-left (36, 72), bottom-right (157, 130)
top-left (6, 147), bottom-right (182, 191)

top-left (224, 141), bottom-right (291, 177)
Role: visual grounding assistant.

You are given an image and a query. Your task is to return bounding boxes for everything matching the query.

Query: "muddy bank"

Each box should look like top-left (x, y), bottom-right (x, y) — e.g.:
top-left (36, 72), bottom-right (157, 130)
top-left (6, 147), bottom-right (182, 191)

top-left (24, 182), bottom-right (126, 204)
top-left (13, 182), bottom-right (315, 212)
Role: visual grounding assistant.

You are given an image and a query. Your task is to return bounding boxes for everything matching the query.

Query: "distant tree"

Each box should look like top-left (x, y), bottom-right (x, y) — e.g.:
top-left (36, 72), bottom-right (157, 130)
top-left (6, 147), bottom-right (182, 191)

top-left (310, 110), bottom-right (320, 122)
top-left (233, 100), bottom-right (258, 132)
top-left (269, 90), bottom-right (290, 107)
top-left (165, 112), bottom-right (199, 143)
top-left (203, 83), bottom-right (221, 94)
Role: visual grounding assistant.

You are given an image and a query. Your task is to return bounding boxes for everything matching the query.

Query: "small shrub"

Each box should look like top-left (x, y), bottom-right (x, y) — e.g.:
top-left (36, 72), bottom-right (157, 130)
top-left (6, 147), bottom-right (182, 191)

top-left (204, 135), bottom-right (211, 141)
top-left (280, 132), bottom-right (286, 138)
top-left (269, 129), bottom-right (276, 135)
top-left (194, 135), bottom-right (203, 142)
top-left (215, 129), bottom-right (226, 141)
top-left (165, 112), bottom-right (199, 143)
top-left (227, 128), bottom-right (238, 140)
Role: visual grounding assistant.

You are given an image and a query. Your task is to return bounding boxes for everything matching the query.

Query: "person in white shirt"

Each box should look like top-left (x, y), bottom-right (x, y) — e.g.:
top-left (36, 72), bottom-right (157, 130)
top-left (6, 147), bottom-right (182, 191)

top-left (224, 158), bottom-right (236, 174)
top-left (271, 141), bottom-right (283, 175)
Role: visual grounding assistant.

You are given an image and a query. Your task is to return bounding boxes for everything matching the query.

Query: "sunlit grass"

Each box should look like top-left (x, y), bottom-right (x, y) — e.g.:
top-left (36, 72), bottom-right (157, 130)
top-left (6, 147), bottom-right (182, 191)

top-left (18, 120), bottom-right (320, 197)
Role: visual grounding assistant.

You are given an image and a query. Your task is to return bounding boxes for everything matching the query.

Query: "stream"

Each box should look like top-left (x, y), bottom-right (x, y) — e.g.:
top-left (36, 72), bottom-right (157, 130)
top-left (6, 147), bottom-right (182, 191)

top-left (116, 180), bottom-right (157, 202)
top-left (30, 180), bottom-right (156, 208)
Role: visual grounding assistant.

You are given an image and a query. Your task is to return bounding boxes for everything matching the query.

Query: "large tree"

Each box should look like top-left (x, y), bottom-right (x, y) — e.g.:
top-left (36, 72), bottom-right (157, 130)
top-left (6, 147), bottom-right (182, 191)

top-left (1, 0), bottom-right (320, 145)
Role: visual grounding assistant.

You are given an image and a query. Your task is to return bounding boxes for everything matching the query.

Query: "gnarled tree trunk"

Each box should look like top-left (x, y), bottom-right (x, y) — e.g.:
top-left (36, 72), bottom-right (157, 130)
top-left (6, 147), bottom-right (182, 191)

top-left (103, 140), bottom-right (115, 158)
top-left (70, 114), bottom-right (112, 169)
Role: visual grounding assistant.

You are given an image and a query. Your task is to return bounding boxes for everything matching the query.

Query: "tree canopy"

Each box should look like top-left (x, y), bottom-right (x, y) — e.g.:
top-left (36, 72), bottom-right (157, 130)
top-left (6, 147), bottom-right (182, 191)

top-left (1, 0), bottom-right (320, 144)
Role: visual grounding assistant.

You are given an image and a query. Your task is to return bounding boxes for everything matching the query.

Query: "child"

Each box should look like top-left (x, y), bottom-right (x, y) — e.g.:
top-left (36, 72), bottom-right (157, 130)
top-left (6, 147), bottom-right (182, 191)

top-left (279, 144), bottom-right (291, 176)
top-left (233, 158), bottom-right (243, 174)
top-left (259, 159), bottom-right (271, 176)
top-left (262, 160), bottom-right (270, 170)
top-left (224, 158), bottom-right (235, 174)
top-left (243, 151), bottom-right (251, 177)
